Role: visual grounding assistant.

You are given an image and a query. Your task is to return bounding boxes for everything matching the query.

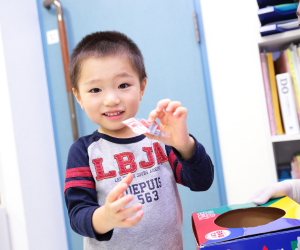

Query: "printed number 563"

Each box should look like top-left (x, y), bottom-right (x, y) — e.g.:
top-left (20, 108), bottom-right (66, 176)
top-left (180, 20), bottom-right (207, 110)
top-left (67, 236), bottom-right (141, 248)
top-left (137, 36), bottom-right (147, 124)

top-left (137, 190), bottom-right (159, 204)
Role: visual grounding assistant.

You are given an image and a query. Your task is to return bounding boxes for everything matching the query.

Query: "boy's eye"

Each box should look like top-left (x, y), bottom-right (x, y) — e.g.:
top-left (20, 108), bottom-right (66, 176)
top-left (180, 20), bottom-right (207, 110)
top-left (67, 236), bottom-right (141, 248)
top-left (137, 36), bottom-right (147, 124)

top-left (119, 83), bottom-right (130, 89)
top-left (90, 88), bottom-right (101, 93)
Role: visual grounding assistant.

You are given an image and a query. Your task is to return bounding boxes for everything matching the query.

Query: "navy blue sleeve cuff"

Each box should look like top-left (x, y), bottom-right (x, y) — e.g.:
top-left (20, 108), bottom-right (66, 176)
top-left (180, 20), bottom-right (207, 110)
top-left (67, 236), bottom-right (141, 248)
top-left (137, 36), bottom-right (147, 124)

top-left (87, 206), bottom-right (114, 241)
top-left (171, 135), bottom-right (214, 191)
top-left (171, 135), bottom-right (204, 168)
top-left (65, 187), bottom-right (114, 241)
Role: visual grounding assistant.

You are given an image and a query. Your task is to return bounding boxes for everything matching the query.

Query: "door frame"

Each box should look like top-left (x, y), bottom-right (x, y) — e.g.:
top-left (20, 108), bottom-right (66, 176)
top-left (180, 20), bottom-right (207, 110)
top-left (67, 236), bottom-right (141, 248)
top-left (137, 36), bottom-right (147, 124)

top-left (194, 0), bottom-right (227, 206)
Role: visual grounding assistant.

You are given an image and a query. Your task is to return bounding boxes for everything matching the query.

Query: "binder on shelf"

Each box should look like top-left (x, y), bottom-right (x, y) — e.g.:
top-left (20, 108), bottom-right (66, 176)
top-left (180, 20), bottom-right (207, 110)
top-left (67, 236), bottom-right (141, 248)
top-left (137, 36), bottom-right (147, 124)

top-left (297, 45), bottom-right (300, 61)
top-left (274, 50), bottom-right (300, 125)
top-left (260, 53), bottom-right (276, 135)
top-left (275, 73), bottom-right (299, 134)
top-left (286, 47), bottom-right (300, 126)
top-left (291, 158), bottom-right (300, 179)
top-left (257, 0), bottom-right (294, 9)
top-left (260, 19), bottom-right (299, 36)
top-left (267, 52), bottom-right (285, 135)
top-left (258, 4), bottom-right (298, 26)
top-left (290, 46), bottom-right (300, 121)
top-left (296, 155), bottom-right (300, 173)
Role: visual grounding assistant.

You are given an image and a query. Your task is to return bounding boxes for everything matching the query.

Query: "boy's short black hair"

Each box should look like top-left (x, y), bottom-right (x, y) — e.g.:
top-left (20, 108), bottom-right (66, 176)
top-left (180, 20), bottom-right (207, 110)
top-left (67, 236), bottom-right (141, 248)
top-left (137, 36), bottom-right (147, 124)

top-left (69, 31), bottom-right (147, 90)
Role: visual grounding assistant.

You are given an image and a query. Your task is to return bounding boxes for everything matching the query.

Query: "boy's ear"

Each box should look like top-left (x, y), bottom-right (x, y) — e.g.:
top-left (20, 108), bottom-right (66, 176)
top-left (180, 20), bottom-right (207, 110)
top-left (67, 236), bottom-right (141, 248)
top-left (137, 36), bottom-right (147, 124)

top-left (72, 88), bottom-right (85, 110)
top-left (140, 78), bottom-right (147, 101)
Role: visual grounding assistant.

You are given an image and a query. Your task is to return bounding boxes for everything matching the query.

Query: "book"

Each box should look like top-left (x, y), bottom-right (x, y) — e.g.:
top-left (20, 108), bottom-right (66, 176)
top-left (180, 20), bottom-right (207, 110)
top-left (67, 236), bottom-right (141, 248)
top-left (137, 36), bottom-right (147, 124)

top-left (267, 52), bottom-right (284, 134)
top-left (297, 45), bottom-right (300, 61)
top-left (296, 154), bottom-right (300, 174)
top-left (287, 48), bottom-right (300, 123)
top-left (275, 73), bottom-right (299, 134)
top-left (291, 46), bottom-right (300, 121)
top-left (260, 53), bottom-right (276, 135)
top-left (291, 161), bottom-right (296, 179)
top-left (291, 158), bottom-right (300, 179)
top-left (275, 50), bottom-right (300, 125)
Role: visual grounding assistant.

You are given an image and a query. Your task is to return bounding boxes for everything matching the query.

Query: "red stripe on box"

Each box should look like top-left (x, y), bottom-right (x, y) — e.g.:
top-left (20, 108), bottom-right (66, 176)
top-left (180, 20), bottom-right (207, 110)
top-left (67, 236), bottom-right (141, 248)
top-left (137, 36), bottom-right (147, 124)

top-left (64, 180), bottom-right (95, 193)
top-left (176, 161), bottom-right (183, 185)
top-left (65, 167), bottom-right (93, 180)
top-left (168, 150), bottom-right (176, 172)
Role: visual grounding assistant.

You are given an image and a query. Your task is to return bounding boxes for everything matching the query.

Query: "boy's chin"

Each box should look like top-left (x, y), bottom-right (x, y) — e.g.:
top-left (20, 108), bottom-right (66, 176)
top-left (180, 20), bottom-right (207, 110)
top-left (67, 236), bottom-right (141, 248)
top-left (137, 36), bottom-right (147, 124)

top-left (99, 124), bottom-right (132, 135)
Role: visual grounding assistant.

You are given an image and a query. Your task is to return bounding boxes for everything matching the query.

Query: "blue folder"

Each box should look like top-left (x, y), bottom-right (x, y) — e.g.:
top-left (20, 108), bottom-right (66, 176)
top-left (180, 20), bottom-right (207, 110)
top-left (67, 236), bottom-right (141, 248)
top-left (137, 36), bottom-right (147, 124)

top-left (258, 4), bottom-right (298, 26)
top-left (257, 0), bottom-right (294, 9)
top-left (260, 20), bottom-right (299, 36)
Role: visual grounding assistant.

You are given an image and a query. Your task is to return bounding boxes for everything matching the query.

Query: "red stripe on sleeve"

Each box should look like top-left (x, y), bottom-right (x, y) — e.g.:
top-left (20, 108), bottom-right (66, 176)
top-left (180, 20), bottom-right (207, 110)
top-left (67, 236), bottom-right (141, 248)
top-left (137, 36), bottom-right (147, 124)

top-left (168, 150), bottom-right (176, 172)
top-left (176, 161), bottom-right (183, 185)
top-left (64, 180), bottom-right (95, 193)
top-left (65, 167), bottom-right (93, 180)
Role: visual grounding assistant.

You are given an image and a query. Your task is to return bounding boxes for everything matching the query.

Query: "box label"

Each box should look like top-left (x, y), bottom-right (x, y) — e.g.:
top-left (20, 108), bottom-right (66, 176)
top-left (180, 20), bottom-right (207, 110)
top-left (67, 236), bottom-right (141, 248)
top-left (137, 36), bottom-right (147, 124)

top-left (205, 230), bottom-right (231, 240)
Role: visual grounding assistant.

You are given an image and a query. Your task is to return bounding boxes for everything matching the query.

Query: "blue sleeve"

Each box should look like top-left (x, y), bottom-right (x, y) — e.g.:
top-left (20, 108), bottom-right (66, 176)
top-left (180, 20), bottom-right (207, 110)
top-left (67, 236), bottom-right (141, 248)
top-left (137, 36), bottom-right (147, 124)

top-left (64, 138), bottom-right (113, 241)
top-left (165, 135), bottom-right (214, 191)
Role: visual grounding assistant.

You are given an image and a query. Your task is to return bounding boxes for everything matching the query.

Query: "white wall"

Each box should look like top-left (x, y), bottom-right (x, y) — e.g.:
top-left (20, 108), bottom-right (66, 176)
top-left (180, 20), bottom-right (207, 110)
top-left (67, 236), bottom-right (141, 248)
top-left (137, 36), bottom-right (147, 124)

top-left (0, 1), bottom-right (68, 250)
top-left (0, 25), bottom-right (26, 250)
top-left (200, 0), bottom-right (274, 204)
top-left (0, 207), bottom-right (12, 250)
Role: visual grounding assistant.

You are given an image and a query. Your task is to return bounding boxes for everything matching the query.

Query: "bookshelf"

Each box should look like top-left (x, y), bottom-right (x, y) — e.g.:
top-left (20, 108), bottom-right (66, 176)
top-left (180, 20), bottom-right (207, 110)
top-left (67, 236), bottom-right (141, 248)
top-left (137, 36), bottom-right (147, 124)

top-left (258, 29), bottom-right (300, 181)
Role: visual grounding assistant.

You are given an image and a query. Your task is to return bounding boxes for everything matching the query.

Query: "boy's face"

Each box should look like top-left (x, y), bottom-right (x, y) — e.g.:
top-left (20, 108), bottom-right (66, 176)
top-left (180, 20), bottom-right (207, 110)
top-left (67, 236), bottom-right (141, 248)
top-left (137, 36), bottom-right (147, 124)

top-left (74, 55), bottom-right (146, 137)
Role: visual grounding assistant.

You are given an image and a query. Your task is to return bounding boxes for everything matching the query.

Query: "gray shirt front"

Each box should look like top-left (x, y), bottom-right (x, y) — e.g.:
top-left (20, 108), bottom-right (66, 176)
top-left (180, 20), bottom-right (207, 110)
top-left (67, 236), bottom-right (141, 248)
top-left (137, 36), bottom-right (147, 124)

top-left (85, 135), bottom-right (183, 250)
top-left (64, 131), bottom-right (214, 250)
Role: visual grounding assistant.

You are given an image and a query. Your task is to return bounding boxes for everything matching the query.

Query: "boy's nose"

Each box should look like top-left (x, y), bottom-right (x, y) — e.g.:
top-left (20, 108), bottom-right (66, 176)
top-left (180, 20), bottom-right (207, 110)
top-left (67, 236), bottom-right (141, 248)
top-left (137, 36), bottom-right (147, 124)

top-left (103, 91), bottom-right (121, 106)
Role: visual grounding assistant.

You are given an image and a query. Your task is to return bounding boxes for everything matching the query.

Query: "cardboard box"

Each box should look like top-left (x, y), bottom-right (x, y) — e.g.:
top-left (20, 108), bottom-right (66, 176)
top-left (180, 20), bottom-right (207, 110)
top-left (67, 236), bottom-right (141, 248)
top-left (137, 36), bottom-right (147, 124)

top-left (192, 197), bottom-right (300, 249)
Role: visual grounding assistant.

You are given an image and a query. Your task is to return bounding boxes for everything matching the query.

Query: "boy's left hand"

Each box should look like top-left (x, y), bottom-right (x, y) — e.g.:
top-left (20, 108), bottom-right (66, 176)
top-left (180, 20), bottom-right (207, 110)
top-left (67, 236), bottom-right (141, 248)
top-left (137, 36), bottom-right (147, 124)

top-left (145, 99), bottom-right (195, 160)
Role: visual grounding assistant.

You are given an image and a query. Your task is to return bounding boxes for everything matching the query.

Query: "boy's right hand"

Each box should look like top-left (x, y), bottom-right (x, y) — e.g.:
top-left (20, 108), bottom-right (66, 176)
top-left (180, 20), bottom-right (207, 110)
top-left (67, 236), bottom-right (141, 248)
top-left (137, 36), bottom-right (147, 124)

top-left (92, 173), bottom-right (143, 234)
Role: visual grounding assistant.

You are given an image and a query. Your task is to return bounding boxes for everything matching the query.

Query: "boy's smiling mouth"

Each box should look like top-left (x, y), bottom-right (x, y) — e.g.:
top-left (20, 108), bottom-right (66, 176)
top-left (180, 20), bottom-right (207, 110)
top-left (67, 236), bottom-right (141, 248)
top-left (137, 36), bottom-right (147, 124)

top-left (103, 111), bottom-right (125, 120)
top-left (103, 111), bottom-right (124, 117)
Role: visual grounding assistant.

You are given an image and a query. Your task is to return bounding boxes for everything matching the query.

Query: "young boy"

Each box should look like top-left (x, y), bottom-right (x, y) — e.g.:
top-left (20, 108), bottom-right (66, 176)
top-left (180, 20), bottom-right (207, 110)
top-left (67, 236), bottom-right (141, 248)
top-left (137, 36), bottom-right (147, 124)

top-left (64, 31), bottom-right (214, 250)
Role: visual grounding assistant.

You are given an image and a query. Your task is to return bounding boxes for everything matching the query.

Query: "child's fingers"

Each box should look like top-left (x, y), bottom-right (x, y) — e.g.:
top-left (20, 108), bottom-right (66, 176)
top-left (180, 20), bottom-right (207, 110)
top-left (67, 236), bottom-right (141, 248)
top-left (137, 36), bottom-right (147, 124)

top-left (110, 194), bottom-right (134, 213)
top-left (117, 193), bottom-right (124, 200)
top-left (119, 210), bottom-right (144, 228)
top-left (173, 107), bottom-right (188, 117)
top-left (148, 109), bottom-right (164, 123)
top-left (117, 203), bottom-right (143, 221)
top-left (156, 99), bottom-right (171, 112)
top-left (144, 133), bottom-right (167, 144)
top-left (165, 101), bottom-right (182, 113)
top-left (121, 173), bottom-right (134, 186)
top-left (106, 174), bottom-right (133, 203)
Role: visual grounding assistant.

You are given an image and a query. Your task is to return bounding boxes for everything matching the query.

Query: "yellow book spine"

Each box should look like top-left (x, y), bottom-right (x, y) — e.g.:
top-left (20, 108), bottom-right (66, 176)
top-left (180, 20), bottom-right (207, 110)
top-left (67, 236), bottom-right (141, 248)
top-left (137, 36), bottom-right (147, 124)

top-left (266, 53), bottom-right (284, 135)
top-left (287, 49), bottom-right (300, 117)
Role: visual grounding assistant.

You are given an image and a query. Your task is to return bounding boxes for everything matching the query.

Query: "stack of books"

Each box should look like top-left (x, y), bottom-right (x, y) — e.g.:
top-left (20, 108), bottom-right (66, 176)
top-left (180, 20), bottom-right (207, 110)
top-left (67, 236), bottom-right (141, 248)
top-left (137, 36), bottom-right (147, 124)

top-left (288, 153), bottom-right (300, 180)
top-left (277, 153), bottom-right (300, 182)
top-left (257, 0), bottom-right (299, 36)
top-left (260, 44), bottom-right (300, 136)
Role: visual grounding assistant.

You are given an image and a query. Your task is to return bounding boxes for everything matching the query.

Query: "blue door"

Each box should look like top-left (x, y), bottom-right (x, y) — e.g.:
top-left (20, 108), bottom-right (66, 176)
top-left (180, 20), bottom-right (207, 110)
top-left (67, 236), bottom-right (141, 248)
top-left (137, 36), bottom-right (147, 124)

top-left (37, 0), bottom-right (226, 249)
